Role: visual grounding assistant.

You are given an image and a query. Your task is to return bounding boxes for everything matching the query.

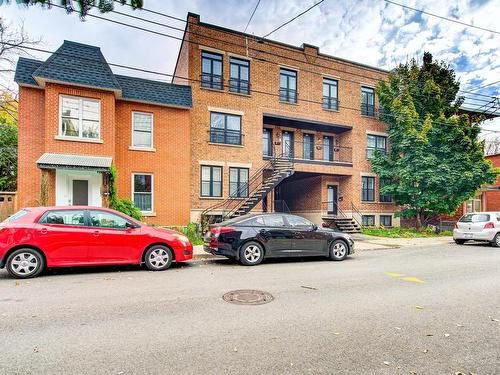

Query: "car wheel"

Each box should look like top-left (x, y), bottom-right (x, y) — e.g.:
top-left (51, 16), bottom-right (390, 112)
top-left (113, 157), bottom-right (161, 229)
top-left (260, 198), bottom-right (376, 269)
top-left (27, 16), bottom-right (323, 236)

top-left (454, 239), bottom-right (466, 245)
top-left (144, 245), bottom-right (173, 271)
top-left (239, 242), bottom-right (264, 266)
top-left (6, 248), bottom-right (45, 279)
top-left (329, 240), bottom-right (348, 261)
top-left (491, 233), bottom-right (500, 247)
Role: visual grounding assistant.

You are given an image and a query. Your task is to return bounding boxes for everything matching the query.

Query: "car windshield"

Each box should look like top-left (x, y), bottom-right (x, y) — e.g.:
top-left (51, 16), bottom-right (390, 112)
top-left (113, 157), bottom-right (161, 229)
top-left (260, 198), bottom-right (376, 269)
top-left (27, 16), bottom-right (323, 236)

top-left (459, 214), bottom-right (490, 223)
top-left (2, 210), bottom-right (29, 223)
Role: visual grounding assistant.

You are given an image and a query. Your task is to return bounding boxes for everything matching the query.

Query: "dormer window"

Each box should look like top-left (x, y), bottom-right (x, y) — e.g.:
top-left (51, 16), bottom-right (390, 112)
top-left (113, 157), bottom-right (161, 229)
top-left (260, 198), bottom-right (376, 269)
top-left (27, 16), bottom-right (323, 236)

top-left (60, 95), bottom-right (100, 140)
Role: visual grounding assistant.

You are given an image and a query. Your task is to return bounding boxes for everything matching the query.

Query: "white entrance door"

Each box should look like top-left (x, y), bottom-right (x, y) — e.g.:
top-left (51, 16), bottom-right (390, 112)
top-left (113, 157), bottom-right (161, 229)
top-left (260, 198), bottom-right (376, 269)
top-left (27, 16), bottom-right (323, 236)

top-left (55, 169), bottom-right (102, 207)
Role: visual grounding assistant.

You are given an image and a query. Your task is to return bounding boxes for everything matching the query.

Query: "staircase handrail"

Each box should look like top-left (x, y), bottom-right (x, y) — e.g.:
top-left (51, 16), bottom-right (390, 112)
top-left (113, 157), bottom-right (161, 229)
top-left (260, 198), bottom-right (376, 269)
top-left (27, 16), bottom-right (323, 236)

top-left (350, 201), bottom-right (364, 228)
top-left (321, 200), bottom-right (348, 218)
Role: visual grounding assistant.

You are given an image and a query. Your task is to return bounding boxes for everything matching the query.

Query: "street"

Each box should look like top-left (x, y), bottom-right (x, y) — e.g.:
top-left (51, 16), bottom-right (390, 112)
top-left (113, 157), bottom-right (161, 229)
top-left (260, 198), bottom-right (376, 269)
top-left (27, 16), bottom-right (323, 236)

top-left (0, 242), bottom-right (499, 375)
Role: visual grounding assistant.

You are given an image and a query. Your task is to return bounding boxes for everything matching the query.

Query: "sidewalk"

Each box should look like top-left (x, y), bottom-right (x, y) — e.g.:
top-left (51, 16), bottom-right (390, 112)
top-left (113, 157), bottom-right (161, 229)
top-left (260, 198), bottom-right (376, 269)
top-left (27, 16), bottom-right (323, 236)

top-left (191, 235), bottom-right (454, 260)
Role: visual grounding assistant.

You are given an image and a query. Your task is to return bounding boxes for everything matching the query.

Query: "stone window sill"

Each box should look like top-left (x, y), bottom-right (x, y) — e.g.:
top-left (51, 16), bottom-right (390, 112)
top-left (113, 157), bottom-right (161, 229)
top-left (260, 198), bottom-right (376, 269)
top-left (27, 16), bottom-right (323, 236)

top-left (54, 136), bottom-right (103, 144)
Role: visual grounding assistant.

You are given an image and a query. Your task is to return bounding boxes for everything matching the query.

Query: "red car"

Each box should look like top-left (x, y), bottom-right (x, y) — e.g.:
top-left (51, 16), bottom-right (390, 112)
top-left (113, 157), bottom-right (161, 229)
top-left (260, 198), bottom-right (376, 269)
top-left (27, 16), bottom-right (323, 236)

top-left (0, 206), bottom-right (193, 278)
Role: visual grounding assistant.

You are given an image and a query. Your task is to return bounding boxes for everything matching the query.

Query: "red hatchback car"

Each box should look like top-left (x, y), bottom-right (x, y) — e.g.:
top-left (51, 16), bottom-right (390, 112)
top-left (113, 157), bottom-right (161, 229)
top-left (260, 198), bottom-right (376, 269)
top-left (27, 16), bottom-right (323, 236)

top-left (0, 206), bottom-right (193, 278)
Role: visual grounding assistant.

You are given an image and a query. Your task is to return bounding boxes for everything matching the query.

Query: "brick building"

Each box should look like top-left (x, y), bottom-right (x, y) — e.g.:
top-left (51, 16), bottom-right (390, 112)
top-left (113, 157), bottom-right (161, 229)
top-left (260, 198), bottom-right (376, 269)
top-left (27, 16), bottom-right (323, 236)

top-left (173, 13), bottom-right (397, 229)
top-left (15, 14), bottom-right (401, 229)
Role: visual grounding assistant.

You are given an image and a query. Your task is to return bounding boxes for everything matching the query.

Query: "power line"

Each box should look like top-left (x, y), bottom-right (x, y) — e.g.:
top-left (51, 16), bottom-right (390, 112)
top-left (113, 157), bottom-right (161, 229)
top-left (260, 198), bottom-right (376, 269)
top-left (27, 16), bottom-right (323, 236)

top-left (244, 0), bottom-right (261, 33)
top-left (263, 0), bottom-right (326, 38)
top-left (467, 80), bottom-right (500, 92)
top-left (5, 42), bottom-right (499, 132)
top-left (105, 1), bottom-right (496, 101)
top-left (384, 0), bottom-right (500, 35)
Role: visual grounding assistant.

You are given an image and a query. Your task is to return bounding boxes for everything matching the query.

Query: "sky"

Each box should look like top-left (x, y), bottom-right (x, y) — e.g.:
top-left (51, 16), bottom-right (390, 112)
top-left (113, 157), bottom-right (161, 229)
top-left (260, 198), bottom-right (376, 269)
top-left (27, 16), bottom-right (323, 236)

top-left (0, 0), bottom-right (499, 132)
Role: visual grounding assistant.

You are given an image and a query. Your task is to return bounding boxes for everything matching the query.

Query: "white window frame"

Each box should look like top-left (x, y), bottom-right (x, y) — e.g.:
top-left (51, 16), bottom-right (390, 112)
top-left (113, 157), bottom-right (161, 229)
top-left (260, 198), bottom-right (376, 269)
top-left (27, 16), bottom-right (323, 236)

top-left (131, 111), bottom-right (154, 150)
top-left (59, 95), bottom-right (101, 140)
top-left (131, 173), bottom-right (154, 215)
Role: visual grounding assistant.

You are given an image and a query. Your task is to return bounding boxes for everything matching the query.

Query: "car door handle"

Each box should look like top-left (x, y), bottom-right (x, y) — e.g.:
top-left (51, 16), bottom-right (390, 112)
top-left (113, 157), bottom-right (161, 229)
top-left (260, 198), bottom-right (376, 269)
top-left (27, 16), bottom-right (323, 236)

top-left (40, 228), bottom-right (47, 234)
top-left (92, 230), bottom-right (100, 237)
top-left (259, 229), bottom-right (268, 235)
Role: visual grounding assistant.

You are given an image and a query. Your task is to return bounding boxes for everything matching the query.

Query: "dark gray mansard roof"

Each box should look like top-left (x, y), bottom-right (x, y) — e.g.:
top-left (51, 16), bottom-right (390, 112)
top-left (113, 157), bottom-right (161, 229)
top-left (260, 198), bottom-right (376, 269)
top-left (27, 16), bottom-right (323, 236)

top-left (15, 40), bottom-right (192, 109)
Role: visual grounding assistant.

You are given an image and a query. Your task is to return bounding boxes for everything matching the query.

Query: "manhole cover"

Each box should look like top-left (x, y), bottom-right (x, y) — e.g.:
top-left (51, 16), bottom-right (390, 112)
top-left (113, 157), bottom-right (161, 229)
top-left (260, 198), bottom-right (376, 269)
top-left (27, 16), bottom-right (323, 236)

top-left (222, 290), bottom-right (274, 305)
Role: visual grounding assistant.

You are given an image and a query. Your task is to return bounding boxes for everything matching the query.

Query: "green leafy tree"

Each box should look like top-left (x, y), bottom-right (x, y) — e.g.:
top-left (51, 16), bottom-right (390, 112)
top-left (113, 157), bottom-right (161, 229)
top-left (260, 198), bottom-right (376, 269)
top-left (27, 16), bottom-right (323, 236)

top-left (1, 0), bottom-right (143, 18)
top-left (108, 165), bottom-right (142, 221)
top-left (0, 121), bottom-right (17, 191)
top-left (372, 52), bottom-right (497, 230)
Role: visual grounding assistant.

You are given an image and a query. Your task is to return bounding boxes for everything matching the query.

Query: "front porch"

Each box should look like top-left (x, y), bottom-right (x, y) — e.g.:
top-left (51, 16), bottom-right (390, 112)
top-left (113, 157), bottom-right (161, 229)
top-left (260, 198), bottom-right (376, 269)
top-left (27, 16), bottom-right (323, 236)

top-left (36, 153), bottom-right (112, 207)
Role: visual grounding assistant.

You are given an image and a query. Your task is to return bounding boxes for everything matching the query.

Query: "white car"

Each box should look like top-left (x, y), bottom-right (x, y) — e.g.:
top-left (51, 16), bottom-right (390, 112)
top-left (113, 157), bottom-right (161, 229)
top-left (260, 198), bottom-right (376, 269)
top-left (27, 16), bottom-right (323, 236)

top-left (453, 212), bottom-right (500, 246)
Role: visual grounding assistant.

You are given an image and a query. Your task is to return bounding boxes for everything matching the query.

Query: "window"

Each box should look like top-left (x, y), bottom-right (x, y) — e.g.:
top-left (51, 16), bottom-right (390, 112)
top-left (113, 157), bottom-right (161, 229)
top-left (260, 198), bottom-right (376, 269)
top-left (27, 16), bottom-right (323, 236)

top-left (133, 174), bottom-right (153, 212)
top-left (263, 128), bottom-right (273, 157)
top-left (465, 197), bottom-right (482, 213)
top-left (42, 210), bottom-right (85, 226)
top-left (279, 68), bottom-right (297, 103)
top-left (362, 176), bottom-right (375, 202)
top-left (361, 87), bottom-right (375, 117)
top-left (60, 96), bottom-right (100, 139)
top-left (459, 213), bottom-right (490, 223)
top-left (303, 133), bottom-right (314, 160)
top-left (132, 112), bottom-right (153, 148)
top-left (201, 166), bottom-right (222, 197)
top-left (229, 167), bottom-right (249, 198)
top-left (286, 215), bottom-right (313, 229)
top-left (282, 131), bottom-right (294, 158)
top-left (380, 215), bottom-right (392, 227)
top-left (5, 210), bottom-right (29, 223)
top-left (362, 215), bottom-right (375, 227)
top-left (90, 210), bottom-right (129, 229)
top-left (379, 178), bottom-right (393, 202)
top-left (367, 134), bottom-right (387, 159)
top-left (323, 136), bottom-right (334, 161)
top-left (229, 58), bottom-right (250, 95)
top-left (263, 215), bottom-right (286, 227)
top-left (323, 78), bottom-right (338, 110)
top-left (210, 112), bottom-right (242, 145)
top-left (201, 51), bottom-right (223, 90)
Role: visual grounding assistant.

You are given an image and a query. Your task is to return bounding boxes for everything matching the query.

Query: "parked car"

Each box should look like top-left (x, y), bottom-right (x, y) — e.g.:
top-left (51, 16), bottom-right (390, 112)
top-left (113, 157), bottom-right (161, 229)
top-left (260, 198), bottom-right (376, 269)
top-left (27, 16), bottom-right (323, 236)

top-left (453, 212), bottom-right (500, 246)
top-left (0, 206), bottom-right (193, 278)
top-left (204, 213), bottom-right (354, 265)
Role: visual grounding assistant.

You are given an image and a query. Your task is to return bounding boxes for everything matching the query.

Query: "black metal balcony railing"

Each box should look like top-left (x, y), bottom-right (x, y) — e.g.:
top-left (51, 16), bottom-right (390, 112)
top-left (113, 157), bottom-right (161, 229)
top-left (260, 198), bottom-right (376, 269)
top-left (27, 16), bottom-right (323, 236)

top-left (322, 96), bottom-right (339, 111)
top-left (209, 128), bottom-right (243, 146)
top-left (267, 140), bottom-right (352, 164)
top-left (229, 78), bottom-right (250, 95)
top-left (279, 88), bottom-right (298, 104)
top-left (361, 103), bottom-right (376, 117)
top-left (201, 73), bottom-right (223, 90)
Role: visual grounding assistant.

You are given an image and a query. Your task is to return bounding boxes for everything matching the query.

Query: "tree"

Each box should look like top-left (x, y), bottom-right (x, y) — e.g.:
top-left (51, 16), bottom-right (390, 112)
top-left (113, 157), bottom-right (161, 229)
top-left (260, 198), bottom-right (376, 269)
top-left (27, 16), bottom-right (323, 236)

top-left (0, 110), bottom-right (17, 191)
top-left (1, 0), bottom-right (143, 18)
top-left (372, 52), bottom-right (498, 230)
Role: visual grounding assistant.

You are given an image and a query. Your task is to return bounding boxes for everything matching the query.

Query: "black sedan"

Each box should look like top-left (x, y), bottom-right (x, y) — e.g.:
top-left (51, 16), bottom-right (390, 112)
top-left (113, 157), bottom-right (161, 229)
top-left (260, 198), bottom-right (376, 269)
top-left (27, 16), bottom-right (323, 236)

top-left (204, 213), bottom-right (354, 265)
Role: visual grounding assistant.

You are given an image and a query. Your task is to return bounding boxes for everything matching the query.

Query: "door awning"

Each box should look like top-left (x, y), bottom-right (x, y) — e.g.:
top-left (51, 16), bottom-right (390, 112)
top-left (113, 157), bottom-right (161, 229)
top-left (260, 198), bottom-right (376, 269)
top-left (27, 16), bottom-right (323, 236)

top-left (36, 153), bottom-right (112, 172)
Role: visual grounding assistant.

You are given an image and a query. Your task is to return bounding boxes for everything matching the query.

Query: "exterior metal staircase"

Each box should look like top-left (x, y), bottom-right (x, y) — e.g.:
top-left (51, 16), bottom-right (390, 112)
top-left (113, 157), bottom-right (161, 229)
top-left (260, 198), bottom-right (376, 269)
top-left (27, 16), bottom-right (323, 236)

top-left (322, 202), bottom-right (363, 233)
top-left (201, 153), bottom-right (294, 224)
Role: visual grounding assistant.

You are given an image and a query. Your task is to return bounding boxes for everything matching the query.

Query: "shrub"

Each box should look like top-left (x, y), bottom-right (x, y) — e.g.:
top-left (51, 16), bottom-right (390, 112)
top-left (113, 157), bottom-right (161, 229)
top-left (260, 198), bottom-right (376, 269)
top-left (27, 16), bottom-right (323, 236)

top-left (108, 165), bottom-right (142, 221)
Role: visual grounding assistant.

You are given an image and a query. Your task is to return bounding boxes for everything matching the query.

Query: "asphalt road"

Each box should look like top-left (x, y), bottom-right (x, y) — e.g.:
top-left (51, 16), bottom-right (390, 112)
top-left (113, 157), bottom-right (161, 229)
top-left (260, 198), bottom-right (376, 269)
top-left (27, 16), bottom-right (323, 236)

top-left (0, 242), bottom-right (499, 375)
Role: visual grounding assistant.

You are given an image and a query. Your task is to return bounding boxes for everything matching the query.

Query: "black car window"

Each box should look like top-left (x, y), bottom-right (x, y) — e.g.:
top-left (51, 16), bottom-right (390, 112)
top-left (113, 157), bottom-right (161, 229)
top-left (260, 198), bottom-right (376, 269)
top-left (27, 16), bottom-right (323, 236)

top-left (42, 210), bottom-right (86, 226)
top-left (89, 210), bottom-right (130, 229)
top-left (286, 215), bottom-right (313, 229)
top-left (239, 216), bottom-right (266, 226)
top-left (263, 215), bottom-right (286, 227)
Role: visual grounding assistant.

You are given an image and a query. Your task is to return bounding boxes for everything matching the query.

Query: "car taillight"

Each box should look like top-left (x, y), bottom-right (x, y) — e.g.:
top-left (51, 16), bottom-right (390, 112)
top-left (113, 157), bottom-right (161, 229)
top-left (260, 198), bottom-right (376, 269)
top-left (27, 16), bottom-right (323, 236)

top-left (484, 222), bottom-right (495, 229)
top-left (211, 227), bottom-right (235, 237)
top-left (454, 223), bottom-right (458, 229)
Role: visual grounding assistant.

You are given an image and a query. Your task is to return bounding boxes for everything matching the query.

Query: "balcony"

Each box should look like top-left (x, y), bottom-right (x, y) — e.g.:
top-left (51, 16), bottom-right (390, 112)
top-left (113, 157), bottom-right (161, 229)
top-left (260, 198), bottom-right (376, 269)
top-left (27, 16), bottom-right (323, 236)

top-left (229, 78), bottom-right (250, 95)
top-left (201, 73), bottom-right (223, 90)
top-left (279, 88), bottom-right (298, 104)
top-left (322, 96), bottom-right (339, 111)
top-left (265, 140), bottom-right (352, 165)
top-left (209, 128), bottom-right (243, 146)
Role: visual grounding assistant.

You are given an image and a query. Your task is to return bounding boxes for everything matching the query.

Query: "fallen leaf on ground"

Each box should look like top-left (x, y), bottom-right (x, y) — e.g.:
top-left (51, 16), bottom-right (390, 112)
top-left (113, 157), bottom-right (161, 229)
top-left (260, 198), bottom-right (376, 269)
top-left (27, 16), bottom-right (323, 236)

top-left (15, 281), bottom-right (19, 286)
top-left (232, 346), bottom-right (238, 353)
top-left (394, 327), bottom-right (402, 330)
top-left (400, 277), bottom-right (425, 283)
top-left (301, 285), bottom-right (318, 290)
top-left (385, 272), bottom-right (405, 277)
top-left (415, 305), bottom-right (424, 309)
top-left (444, 333), bottom-right (450, 337)
top-left (332, 332), bottom-right (340, 335)
top-left (383, 361), bottom-right (390, 366)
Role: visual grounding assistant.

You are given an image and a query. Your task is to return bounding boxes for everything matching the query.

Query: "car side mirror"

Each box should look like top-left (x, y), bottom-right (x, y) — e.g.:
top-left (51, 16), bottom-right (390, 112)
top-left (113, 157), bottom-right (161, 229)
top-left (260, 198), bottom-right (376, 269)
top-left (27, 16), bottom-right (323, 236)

top-left (311, 224), bottom-right (318, 231)
top-left (126, 222), bottom-right (139, 229)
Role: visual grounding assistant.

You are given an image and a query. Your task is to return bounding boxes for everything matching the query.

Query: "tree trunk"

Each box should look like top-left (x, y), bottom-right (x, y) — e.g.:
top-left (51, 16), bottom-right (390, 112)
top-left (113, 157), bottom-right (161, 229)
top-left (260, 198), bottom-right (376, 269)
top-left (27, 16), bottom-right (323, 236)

top-left (415, 210), bottom-right (423, 232)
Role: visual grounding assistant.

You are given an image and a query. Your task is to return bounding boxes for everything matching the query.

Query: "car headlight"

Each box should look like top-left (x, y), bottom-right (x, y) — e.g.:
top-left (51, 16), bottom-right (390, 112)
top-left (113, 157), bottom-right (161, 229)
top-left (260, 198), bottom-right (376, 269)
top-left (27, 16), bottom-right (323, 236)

top-left (172, 233), bottom-right (190, 246)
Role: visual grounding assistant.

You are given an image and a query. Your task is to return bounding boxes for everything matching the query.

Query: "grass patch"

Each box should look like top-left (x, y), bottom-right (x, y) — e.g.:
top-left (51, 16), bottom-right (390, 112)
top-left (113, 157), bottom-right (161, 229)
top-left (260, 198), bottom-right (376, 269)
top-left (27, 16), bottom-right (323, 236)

top-left (361, 227), bottom-right (453, 238)
top-left (161, 223), bottom-right (204, 245)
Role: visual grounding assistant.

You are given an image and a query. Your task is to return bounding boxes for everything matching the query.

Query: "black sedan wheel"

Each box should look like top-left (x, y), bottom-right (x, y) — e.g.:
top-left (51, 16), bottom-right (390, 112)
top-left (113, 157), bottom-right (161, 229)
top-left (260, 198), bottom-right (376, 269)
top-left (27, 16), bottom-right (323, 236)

top-left (239, 242), bottom-right (264, 266)
top-left (6, 248), bottom-right (45, 279)
top-left (144, 245), bottom-right (173, 271)
top-left (329, 240), bottom-right (348, 261)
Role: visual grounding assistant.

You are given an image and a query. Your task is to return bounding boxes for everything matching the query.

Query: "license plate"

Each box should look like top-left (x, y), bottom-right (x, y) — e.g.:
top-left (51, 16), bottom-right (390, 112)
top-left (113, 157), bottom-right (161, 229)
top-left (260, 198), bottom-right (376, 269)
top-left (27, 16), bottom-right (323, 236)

top-left (464, 233), bottom-right (473, 239)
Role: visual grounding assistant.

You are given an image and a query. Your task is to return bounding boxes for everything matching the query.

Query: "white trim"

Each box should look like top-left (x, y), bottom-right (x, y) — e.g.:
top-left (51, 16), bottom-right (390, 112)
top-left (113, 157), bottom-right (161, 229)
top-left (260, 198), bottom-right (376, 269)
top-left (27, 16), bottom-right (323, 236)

top-left (59, 95), bottom-right (101, 141)
top-left (227, 52), bottom-right (252, 61)
top-left (360, 172), bottom-right (377, 177)
top-left (361, 83), bottom-right (376, 90)
top-left (207, 106), bottom-right (244, 116)
top-left (131, 111), bottom-right (154, 149)
top-left (227, 162), bottom-right (252, 168)
top-left (54, 136), bottom-right (103, 144)
top-left (131, 173), bottom-right (154, 214)
top-left (279, 64), bottom-right (300, 72)
top-left (128, 146), bottom-right (156, 152)
top-left (366, 130), bottom-right (388, 137)
top-left (322, 74), bottom-right (341, 80)
top-left (198, 160), bottom-right (225, 166)
top-left (199, 45), bottom-right (226, 55)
